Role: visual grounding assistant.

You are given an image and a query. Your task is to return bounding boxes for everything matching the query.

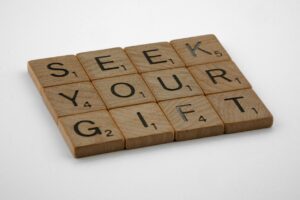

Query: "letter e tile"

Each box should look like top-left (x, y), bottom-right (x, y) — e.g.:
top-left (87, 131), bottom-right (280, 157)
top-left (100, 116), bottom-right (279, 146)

top-left (77, 48), bottom-right (137, 80)
top-left (125, 42), bottom-right (185, 73)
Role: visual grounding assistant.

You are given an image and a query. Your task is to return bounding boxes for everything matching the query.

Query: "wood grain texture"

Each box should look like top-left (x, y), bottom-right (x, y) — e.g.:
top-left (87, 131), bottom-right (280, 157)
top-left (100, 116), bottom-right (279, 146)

top-left (93, 74), bottom-right (155, 109)
top-left (159, 96), bottom-right (224, 141)
top-left (110, 103), bottom-right (174, 149)
top-left (125, 42), bottom-right (185, 73)
top-left (28, 55), bottom-right (89, 91)
top-left (207, 89), bottom-right (273, 133)
top-left (171, 34), bottom-right (231, 66)
top-left (42, 82), bottom-right (106, 122)
top-left (27, 35), bottom-right (274, 158)
top-left (58, 110), bottom-right (125, 158)
top-left (142, 67), bottom-right (203, 101)
top-left (189, 61), bottom-right (251, 94)
top-left (77, 47), bottom-right (137, 80)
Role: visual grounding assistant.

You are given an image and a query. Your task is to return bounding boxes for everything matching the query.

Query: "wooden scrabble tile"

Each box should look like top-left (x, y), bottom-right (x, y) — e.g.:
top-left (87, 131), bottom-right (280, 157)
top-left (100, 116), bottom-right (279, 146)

top-left (77, 47), bottom-right (137, 80)
top-left (58, 110), bottom-right (125, 158)
top-left (171, 34), bottom-right (230, 66)
top-left (42, 82), bottom-right (106, 122)
top-left (189, 61), bottom-right (251, 95)
top-left (28, 55), bottom-right (89, 91)
top-left (110, 103), bottom-right (174, 149)
top-left (142, 67), bottom-right (203, 101)
top-left (93, 74), bottom-right (155, 109)
top-left (159, 96), bottom-right (224, 141)
top-left (207, 89), bottom-right (273, 133)
top-left (125, 42), bottom-right (185, 73)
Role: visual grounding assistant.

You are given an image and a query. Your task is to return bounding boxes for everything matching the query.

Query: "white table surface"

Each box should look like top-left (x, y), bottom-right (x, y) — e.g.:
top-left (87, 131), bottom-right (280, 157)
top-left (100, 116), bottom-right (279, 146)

top-left (0, 0), bottom-right (299, 199)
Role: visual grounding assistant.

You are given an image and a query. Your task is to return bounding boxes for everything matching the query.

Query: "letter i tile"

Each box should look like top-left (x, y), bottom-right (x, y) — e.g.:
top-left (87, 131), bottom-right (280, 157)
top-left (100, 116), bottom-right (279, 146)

top-left (110, 103), bottom-right (174, 149)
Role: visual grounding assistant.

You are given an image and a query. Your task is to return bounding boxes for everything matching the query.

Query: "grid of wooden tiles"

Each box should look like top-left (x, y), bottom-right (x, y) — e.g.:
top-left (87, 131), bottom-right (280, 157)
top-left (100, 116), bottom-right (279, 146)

top-left (28, 34), bottom-right (273, 158)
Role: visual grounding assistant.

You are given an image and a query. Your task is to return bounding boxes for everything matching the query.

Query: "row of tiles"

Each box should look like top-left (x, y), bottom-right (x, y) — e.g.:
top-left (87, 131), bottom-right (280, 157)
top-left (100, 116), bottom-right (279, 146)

top-left (40, 64), bottom-right (251, 122)
top-left (28, 34), bottom-right (231, 91)
top-left (58, 89), bottom-right (273, 158)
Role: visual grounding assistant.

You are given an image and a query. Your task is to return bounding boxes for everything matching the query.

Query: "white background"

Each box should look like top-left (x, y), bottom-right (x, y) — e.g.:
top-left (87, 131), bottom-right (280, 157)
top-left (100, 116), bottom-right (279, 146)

top-left (0, 0), bottom-right (299, 199)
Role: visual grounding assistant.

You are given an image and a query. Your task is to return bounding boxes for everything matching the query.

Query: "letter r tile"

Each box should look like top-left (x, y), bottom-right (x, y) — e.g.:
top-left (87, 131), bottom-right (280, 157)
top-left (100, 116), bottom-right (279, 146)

top-left (125, 42), bottom-right (185, 73)
top-left (159, 96), bottom-right (224, 141)
top-left (58, 110), bottom-right (125, 158)
top-left (28, 55), bottom-right (89, 91)
top-left (77, 48), bottom-right (137, 80)
top-left (42, 82), bottom-right (106, 122)
top-left (207, 89), bottom-right (273, 133)
top-left (189, 61), bottom-right (251, 94)
top-left (110, 103), bottom-right (174, 149)
top-left (171, 35), bottom-right (231, 66)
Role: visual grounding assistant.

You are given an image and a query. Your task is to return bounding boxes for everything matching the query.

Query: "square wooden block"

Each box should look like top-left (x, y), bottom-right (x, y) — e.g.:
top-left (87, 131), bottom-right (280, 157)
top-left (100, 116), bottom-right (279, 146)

top-left (28, 55), bottom-right (89, 91)
top-left (43, 82), bottom-right (106, 122)
top-left (77, 47), bottom-right (137, 80)
top-left (159, 96), bottom-right (224, 141)
top-left (110, 103), bottom-right (174, 149)
top-left (207, 89), bottom-right (273, 133)
top-left (93, 74), bottom-right (155, 109)
top-left (189, 61), bottom-right (251, 94)
top-left (58, 110), bottom-right (125, 158)
top-left (142, 67), bottom-right (203, 101)
top-left (125, 42), bottom-right (185, 73)
top-left (171, 34), bottom-right (230, 66)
